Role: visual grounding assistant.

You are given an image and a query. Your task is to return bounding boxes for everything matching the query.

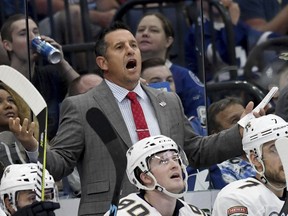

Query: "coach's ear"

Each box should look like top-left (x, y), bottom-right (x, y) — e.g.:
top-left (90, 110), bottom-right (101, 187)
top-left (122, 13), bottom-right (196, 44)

top-left (96, 56), bottom-right (108, 71)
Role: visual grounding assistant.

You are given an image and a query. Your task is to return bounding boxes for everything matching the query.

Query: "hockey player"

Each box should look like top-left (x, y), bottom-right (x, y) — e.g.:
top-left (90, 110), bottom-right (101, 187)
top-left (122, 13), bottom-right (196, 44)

top-left (212, 114), bottom-right (287, 215)
top-left (0, 163), bottom-right (60, 216)
top-left (104, 135), bottom-right (207, 216)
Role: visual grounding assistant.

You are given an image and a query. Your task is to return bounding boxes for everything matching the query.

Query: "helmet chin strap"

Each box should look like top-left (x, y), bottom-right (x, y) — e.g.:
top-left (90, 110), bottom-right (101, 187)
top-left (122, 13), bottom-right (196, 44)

top-left (257, 158), bottom-right (285, 191)
top-left (146, 166), bottom-right (188, 199)
top-left (260, 174), bottom-right (286, 191)
top-left (154, 183), bottom-right (187, 199)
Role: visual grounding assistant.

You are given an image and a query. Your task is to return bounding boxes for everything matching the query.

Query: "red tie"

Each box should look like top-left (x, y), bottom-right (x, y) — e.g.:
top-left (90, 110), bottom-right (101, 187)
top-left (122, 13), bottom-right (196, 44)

top-left (127, 92), bottom-right (150, 140)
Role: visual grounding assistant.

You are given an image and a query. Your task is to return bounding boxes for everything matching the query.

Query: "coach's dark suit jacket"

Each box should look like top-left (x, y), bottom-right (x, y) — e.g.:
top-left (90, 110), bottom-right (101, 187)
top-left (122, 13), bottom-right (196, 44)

top-left (47, 81), bottom-right (242, 215)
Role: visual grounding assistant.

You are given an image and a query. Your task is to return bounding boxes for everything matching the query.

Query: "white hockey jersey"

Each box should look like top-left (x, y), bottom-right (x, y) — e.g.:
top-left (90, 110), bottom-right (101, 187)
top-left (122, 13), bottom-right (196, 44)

top-left (104, 193), bottom-right (207, 216)
top-left (0, 208), bottom-right (5, 216)
top-left (212, 177), bottom-right (284, 215)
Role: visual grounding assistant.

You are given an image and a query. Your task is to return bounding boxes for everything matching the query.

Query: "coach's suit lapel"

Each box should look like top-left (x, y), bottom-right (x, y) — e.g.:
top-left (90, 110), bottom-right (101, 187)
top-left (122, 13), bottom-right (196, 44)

top-left (91, 82), bottom-right (171, 147)
top-left (143, 85), bottom-right (170, 136)
top-left (91, 82), bottom-right (133, 148)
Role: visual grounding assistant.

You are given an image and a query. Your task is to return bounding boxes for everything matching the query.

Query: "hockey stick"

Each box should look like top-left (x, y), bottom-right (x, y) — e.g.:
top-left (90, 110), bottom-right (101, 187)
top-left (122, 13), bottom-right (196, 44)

top-left (86, 108), bottom-right (127, 216)
top-left (238, 86), bottom-right (278, 127)
top-left (275, 137), bottom-right (288, 215)
top-left (0, 65), bottom-right (48, 201)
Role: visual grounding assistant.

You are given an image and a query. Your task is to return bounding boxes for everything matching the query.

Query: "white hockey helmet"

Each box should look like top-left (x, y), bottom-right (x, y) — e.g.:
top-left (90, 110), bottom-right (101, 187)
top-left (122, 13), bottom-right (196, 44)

top-left (126, 135), bottom-right (188, 198)
top-left (242, 114), bottom-right (288, 159)
top-left (0, 163), bottom-right (58, 214)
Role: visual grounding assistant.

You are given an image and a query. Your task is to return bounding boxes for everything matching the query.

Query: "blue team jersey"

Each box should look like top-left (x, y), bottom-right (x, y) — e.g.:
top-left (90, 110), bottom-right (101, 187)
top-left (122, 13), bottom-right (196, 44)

top-left (235, 0), bottom-right (287, 22)
top-left (185, 18), bottom-right (279, 81)
top-left (217, 157), bottom-right (256, 184)
top-left (167, 61), bottom-right (207, 123)
top-left (187, 157), bottom-right (256, 191)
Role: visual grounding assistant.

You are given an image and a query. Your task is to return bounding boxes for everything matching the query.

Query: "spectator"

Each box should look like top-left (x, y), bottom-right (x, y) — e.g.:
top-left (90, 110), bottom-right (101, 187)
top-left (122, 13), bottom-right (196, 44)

top-left (141, 57), bottom-right (206, 136)
top-left (0, 83), bottom-right (30, 133)
top-left (212, 114), bottom-right (287, 215)
top-left (208, 97), bottom-right (245, 134)
top-left (0, 163), bottom-right (60, 216)
top-left (0, 36), bottom-right (9, 65)
top-left (251, 53), bottom-right (288, 98)
top-left (185, 0), bottom-right (279, 82)
top-left (34, 0), bottom-right (120, 71)
top-left (186, 97), bottom-right (250, 191)
top-left (10, 21), bottom-right (262, 215)
top-left (235, 0), bottom-right (288, 35)
top-left (2, 0), bottom-right (34, 20)
top-left (67, 73), bottom-right (103, 96)
top-left (1, 14), bottom-right (79, 140)
top-left (207, 97), bottom-right (256, 188)
top-left (141, 58), bottom-right (175, 92)
top-left (0, 83), bottom-right (32, 177)
top-left (104, 135), bottom-right (207, 215)
top-left (135, 12), bottom-right (207, 126)
top-left (35, 0), bottom-right (119, 38)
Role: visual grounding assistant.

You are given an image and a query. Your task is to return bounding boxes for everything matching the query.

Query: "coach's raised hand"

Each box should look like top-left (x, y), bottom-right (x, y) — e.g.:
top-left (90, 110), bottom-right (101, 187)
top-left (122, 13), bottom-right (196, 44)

top-left (9, 117), bottom-right (38, 151)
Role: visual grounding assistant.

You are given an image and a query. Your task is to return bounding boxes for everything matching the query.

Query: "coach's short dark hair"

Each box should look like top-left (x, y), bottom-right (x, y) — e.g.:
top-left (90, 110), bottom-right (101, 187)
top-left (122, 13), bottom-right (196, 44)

top-left (94, 21), bottom-right (131, 58)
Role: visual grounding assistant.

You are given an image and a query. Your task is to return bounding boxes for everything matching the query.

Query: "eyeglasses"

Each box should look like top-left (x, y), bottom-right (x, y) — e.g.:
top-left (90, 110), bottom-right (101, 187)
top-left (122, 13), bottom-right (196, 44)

top-left (148, 151), bottom-right (181, 169)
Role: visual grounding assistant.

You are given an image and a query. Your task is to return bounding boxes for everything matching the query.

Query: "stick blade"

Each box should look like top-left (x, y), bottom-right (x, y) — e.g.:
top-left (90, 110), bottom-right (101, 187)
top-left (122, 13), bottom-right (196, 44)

top-left (86, 108), bottom-right (117, 143)
top-left (86, 108), bottom-right (127, 216)
top-left (0, 65), bottom-right (46, 115)
top-left (275, 137), bottom-right (288, 215)
top-left (275, 137), bottom-right (288, 185)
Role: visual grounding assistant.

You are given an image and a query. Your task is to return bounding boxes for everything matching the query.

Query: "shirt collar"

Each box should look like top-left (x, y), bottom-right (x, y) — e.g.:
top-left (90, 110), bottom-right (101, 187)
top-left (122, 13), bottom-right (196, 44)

top-left (105, 79), bottom-right (146, 102)
top-left (165, 59), bottom-right (172, 68)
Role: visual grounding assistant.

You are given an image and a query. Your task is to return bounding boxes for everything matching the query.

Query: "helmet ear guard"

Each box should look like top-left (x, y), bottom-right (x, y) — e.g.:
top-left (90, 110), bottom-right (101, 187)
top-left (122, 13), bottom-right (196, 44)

top-left (126, 135), bottom-right (188, 198)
